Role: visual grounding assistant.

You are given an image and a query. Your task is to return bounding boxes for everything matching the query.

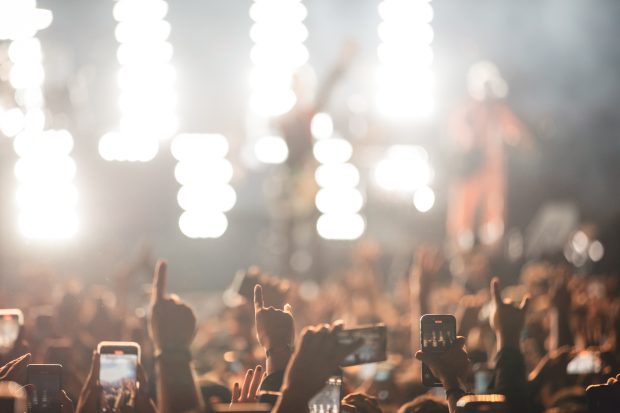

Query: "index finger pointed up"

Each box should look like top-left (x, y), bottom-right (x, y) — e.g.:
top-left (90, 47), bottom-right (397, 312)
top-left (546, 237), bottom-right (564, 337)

top-left (152, 259), bottom-right (167, 304)
top-left (254, 284), bottom-right (264, 313)
top-left (491, 277), bottom-right (502, 305)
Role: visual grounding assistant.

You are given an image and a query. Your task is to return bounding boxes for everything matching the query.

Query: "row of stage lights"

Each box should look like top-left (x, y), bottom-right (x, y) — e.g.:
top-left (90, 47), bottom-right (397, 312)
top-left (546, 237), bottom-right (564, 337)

top-left (1, 0), bottom-right (435, 241)
top-left (0, 1), bottom-right (79, 240)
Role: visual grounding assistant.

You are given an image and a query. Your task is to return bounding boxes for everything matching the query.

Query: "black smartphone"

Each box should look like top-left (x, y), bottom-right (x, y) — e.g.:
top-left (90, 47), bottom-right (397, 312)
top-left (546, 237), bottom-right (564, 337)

top-left (308, 375), bottom-right (342, 413)
top-left (420, 314), bottom-right (456, 387)
top-left (0, 309), bottom-right (23, 355)
top-left (456, 394), bottom-right (507, 412)
top-left (338, 324), bottom-right (387, 367)
top-left (27, 364), bottom-right (62, 413)
top-left (97, 341), bottom-right (140, 413)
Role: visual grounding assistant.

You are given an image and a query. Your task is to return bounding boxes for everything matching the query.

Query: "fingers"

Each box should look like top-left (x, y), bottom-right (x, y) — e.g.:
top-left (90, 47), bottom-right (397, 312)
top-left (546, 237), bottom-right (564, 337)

top-left (415, 350), bottom-right (427, 362)
top-left (455, 336), bottom-right (466, 347)
top-left (254, 284), bottom-right (264, 313)
top-left (248, 365), bottom-right (263, 400)
top-left (86, 351), bottom-right (100, 386)
top-left (136, 363), bottom-right (148, 389)
top-left (520, 294), bottom-right (531, 311)
top-left (152, 259), bottom-right (167, 304)
top-left (284, 303), bottom-right (292, 314)
top-left (231, 382), bottom-right (241, 403)
top-left (60, 390), bottom-right (74, 413)
top-left (491, 277), bottom-right (502, 305)
top-left (241, 369), bottom-right (253, 401)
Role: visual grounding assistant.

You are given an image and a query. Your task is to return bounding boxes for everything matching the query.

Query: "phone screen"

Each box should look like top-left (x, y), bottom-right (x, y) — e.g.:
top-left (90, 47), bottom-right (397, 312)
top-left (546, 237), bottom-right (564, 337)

top-left (566, 351), bottom-right (602, 375)
top-left (308, 376), bottom-right (342, 413)
top-left (420, 315), bottom-right (456, 386)
top-left (99, 349), bottom-right (138, 413)
top-left (0, 311), bottom-right (21, 354)
top-left (27, 365), bottom-right (61, 413)
top-left (338, 325), bottom-right (387, 366)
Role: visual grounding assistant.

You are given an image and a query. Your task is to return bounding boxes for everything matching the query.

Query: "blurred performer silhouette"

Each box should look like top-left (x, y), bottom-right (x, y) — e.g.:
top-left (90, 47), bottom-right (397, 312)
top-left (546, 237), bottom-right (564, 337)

top-left (447, 61), bottom-right (532, 252)
top-left (273, 43), bottom-right (357, 276)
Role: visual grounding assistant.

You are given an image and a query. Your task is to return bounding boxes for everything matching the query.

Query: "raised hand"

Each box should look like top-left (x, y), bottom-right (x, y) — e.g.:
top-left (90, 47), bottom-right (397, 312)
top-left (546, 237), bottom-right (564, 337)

top-left (415, 336), bottom-right (470, 389)
top-left (149, 260), bottom-right (197, 354)
top-left (76, 351), bottom-right (101, 413)
top-left (0, 353), bottom-right (30, 385)
top-left (490, 278), bottom-right (530, 350)
top-left (254, 285), bottom-right (294, 352)
top-left (148, 259), bottom-right (203, 413)
top-left (276, 323), bottom-right (362, 412)
top-left (231, 365), bottom-right (264, 404)
top-left (341, 393), bottom-right (382, 413)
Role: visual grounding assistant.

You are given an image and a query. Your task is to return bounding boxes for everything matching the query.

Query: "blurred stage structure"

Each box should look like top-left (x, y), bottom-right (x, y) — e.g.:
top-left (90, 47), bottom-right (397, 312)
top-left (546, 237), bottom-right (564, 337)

top-left (0, 0), bottom-right (619, 289)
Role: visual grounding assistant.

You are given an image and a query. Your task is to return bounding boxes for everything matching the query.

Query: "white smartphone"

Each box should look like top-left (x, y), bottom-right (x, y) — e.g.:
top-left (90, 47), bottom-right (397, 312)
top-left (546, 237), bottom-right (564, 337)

top-left (0, 309), bottom-right (23, 355)
top-left (97, 341), bottom-right (140, 413)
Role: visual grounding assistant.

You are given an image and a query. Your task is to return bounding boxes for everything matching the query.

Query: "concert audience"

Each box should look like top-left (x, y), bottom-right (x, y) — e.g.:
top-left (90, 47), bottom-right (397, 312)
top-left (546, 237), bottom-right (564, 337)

top-left (1, 242), bottom-right (619, 413)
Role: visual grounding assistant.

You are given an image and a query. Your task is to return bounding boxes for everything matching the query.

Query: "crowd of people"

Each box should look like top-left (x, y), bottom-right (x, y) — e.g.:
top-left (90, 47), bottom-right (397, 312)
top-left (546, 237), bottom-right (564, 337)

top-left (0, 242), bottom-right (619, 413)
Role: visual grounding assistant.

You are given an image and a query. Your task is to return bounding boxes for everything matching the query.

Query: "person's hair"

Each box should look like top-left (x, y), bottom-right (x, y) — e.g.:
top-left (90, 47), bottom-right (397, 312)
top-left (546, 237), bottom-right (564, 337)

top-left (398, 394), bottom-right (449, 413)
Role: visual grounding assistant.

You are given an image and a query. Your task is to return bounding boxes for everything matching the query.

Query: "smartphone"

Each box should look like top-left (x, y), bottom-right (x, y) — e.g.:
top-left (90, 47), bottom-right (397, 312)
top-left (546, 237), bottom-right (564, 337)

top-left (338, 324), bottom-right (387, 366)
top-left (308, 376), bottom-right (342, 413)
top-left (456, 394), bottom-right (507, 412)
top-left (27, 364), bottom-right (62, 413)
top-left (0, 309), bottom-right (23, 355)
top-left (97, 341), bottom-right (140, 413)
top-left (420, 314), bottom-right (456, 387)
top-left (566, 350), bottom-right (602, 375)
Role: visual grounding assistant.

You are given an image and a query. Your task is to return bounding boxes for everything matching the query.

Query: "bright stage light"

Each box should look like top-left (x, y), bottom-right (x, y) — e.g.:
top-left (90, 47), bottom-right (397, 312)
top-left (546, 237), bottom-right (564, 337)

top-left (174, 160), bottom-right (234, 185)
top-left (171, 133), bottom-right (229, 160)
top-left (312, 137), bottom-right (353, 164)
top-left (310, 112), bottom-right (334, 140)
top-left (248, 0), bottom-right (308, 118)
top-left (373, 145), bottom-right (432, 192)
top-left (316, 213), bottom-right (366, 241)
top-left (0, 108), bottom-right (26, 137)
top-left (315, 188), bottom-right (364, 214)
top-left (254, 135), bottom-right (289, 164)
top-left (315, 163), bottom-right (360, 188)
top-left (376, 0), bottom-right (435, 119)
top-left (100, 0), bottom-right (176, 162)
top-left (1, 3), bottom-right (78, 240)
top-left (173, 133), bottom-right (235, 239)
top-left (313, 130), bottom-right (365, 240)
top-left (15, 130), bottom-right (79, 239)
top-left (413, 186), bottom-right (435, 212)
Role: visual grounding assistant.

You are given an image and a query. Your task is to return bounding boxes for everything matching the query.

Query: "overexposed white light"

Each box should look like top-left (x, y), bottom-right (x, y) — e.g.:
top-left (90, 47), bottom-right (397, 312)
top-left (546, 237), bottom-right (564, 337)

top-left (376, 0), bottom-right (435, 119)
top-left (571, 231), bottom-right (589, 254)
top-left (171, 133), bottom-right (229, 161)
top-left (113, 0), bottom-right (168, 23)
top-left (374, 158), bottom-right (431, 192)
top-left (18, 210), bottom-right (78, 240)
top-left (315, 163), bottom-right (360, 188)
top-left (8, 38), bottom-right (42, 64)
top-left (316, 213), bottom-right (365, 240)
top-left (254, 135), bottom-right (289, 164)
top-left (177, 184), bottom-right (237, 213)
top-left (0, 108), bottom-right (25, 137)
top-left (310, 112), bottom-right (334, 140)
top-left (250, 89), bottom-right (297, 117)
top-left (174, 159), bottom-right (234, 185)
top-left (588, 240), bottom-right (604, 262)
top-left (315, 188), bottom-right (364, 214)
top-left (248, 0), bottom-right (307, 118)
top-left (179, 211), bottom-right (228, 239)
top-left (313, 138), bottom-right (353, 164)
top-left (413, 186), bottom-right (435, 212)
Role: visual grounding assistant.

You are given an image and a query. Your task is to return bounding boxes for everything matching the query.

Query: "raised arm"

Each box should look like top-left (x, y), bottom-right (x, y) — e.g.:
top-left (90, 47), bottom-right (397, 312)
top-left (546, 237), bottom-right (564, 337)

top-left (149, 260), bottom-right (204, 413)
